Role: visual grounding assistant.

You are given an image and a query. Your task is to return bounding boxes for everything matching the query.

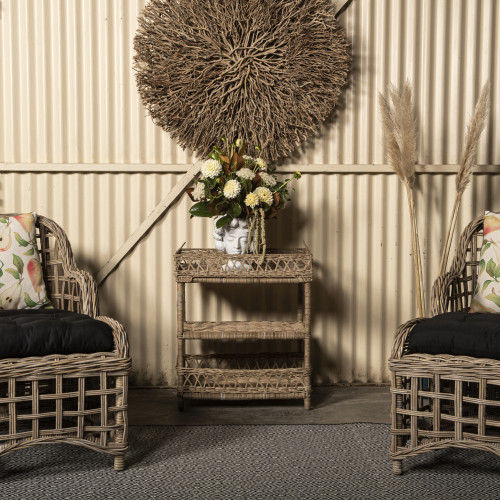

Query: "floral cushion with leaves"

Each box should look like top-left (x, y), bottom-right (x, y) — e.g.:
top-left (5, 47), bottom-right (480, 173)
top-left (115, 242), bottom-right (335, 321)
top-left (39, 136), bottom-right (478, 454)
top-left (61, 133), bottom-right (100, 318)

top-left (0, 213), bottom-right (50, 310)
top-left (470, 211), bottom-right (500, 313)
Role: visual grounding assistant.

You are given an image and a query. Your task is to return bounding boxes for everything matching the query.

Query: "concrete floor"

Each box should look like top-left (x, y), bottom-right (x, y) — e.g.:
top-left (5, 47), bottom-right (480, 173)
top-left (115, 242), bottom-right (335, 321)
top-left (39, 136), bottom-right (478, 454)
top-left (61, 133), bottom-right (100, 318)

top-left (128, 385), bottom-right (391, 425)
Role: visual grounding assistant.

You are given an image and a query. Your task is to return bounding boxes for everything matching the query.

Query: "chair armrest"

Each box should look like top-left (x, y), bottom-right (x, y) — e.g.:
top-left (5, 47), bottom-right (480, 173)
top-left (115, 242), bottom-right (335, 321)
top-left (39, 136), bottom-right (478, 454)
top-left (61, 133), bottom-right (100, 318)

top-left (64, 268), bottom-right (99, 317)
top-left (37, 216), bottom-right (98, 316)
top-left (49, 265), bottom-right (99, 317)
top-left (431, 271), bottom-right (457, 315)
top-left (390, 317), bottom-right (426, 359)
top-left (431, 270), bottom-right (471, 315)
top-left (96, 315), bottom-right (130, 359)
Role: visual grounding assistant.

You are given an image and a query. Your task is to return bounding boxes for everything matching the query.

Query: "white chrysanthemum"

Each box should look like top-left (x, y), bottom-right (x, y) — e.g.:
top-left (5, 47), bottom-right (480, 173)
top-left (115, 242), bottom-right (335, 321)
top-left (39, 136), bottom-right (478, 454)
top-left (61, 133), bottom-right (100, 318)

top-left (192, 182), bottom-right (206, 201)
top-left (259, 172), bottom-right (277, 187)
top-left (245, 192), bottom-right (259, 208)
top-left (254, 186), bottom-right (273, 205)
top-left (236, 168), bottom-right (255, 181)
top-left (201, 159), bottom-right (222, 178)
top-left (223, 179), bottom-right (241, 199)
top-left (256, 158), bottom-right (267, 171)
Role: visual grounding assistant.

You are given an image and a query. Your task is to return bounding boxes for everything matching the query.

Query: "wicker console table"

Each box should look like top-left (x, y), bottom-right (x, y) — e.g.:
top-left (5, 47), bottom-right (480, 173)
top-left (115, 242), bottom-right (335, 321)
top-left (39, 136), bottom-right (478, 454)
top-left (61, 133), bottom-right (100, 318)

top-left (173, 247), bottom-right (313, 410)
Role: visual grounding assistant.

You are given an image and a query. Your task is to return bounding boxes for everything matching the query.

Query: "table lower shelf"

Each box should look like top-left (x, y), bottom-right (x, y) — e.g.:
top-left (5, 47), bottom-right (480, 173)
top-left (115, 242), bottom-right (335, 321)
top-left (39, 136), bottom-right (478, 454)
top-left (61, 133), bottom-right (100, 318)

top-left (177, 353), bottom-right (311, 407)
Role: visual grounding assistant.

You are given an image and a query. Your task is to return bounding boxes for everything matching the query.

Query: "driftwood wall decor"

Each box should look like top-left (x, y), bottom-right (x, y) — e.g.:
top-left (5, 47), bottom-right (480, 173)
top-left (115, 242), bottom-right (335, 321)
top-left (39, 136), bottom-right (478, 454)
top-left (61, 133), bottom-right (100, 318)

top-left (134, 0), bottom-right (351, 161)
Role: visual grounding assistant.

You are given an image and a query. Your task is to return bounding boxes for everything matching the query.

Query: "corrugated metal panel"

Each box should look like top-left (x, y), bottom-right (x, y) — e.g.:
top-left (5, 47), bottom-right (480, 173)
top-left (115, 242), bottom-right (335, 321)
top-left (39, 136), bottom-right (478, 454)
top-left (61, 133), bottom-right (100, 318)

top-left (0, 0), bottom-right (499, 384)
top-left (1, 0), bottom-right (499, 166)
top-left (2, 172), bottom-right (498, 385)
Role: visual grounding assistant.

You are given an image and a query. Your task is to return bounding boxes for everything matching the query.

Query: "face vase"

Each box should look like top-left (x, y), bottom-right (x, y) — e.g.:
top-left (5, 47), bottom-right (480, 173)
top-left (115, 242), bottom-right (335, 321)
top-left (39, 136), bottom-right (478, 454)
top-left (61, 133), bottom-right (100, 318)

top-left (213, 217), bottom-right (251, 270)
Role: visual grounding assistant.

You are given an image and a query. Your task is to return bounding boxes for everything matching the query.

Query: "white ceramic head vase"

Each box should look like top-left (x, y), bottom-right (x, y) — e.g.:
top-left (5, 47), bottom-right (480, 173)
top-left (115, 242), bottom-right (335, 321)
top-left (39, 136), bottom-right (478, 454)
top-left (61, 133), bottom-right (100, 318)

top-left (213, 217), bottom-right (249, 254)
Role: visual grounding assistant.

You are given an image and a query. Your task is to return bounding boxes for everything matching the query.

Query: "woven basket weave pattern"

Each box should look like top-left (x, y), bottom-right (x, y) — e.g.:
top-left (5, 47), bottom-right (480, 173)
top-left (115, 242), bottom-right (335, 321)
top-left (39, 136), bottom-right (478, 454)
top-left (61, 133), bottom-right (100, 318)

top-left (0, 216), bottom-right (131, 471)
top-left (389, 214), bottom-right (500, 474)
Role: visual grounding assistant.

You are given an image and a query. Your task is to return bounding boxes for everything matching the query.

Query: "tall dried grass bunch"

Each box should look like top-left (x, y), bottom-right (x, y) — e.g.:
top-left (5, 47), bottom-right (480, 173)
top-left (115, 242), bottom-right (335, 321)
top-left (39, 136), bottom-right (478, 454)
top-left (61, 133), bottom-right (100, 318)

top-left (438, 83), bottom-right (490, 276)
top-left (379, 82), bottom-right (425, 317)
top-left (133, 0), bottom-right (351, 162)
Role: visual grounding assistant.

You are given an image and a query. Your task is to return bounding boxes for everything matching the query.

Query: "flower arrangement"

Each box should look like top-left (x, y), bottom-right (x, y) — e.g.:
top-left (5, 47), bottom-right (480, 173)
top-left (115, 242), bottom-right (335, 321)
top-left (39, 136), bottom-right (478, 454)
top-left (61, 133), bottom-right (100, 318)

top-left (187, 138), bottom-right (301, 257)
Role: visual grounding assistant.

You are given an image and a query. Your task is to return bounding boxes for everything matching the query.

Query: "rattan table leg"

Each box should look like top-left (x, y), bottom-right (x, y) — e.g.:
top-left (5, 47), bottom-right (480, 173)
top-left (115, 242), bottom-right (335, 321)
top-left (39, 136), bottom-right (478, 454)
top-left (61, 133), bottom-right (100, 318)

top-left (297, 283), bottom-right (304, 322)
top-left (177, 282), bottom-right (186, 411)
top-left (304, 282), bottom-right (312, 409)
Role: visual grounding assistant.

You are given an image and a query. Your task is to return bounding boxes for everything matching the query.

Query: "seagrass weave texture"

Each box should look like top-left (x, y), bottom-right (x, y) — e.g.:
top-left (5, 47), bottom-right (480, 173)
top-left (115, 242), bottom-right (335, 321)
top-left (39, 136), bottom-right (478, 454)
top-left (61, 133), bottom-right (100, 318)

top-left (0, 216), bottom-right (131, 471)
top-left (389, 214), bottom-right (500, 475)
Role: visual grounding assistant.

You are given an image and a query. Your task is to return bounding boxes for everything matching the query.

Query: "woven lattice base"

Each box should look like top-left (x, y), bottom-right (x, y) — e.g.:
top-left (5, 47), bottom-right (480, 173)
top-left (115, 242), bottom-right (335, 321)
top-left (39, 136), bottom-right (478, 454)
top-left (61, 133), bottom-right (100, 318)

top-left (0, 361), bottom-right (129, 470)
top-left (389, 354), bottom-right (500, 474)
top-left (179, 353), bottom-right (310, 400)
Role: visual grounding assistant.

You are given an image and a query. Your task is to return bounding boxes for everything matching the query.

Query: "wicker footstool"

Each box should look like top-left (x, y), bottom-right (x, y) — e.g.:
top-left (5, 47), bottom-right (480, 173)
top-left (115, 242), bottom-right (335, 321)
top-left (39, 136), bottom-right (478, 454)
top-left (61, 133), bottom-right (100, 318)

top-left (389, 215), bottom-right (500, 474)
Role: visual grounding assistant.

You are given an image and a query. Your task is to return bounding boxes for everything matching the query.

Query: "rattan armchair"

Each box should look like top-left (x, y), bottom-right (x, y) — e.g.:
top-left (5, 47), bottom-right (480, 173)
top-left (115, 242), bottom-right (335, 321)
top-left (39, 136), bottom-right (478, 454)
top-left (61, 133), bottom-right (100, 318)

top-left (389, 214), bottom-right (500, 474)
top-left (0, 216), bottom-right (131, 471)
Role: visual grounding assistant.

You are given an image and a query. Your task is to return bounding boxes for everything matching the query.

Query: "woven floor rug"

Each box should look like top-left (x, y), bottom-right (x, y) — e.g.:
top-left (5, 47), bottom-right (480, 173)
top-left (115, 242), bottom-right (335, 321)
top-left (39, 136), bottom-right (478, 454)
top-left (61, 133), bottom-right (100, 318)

top-left (1, 424), bottom-right (500, 499)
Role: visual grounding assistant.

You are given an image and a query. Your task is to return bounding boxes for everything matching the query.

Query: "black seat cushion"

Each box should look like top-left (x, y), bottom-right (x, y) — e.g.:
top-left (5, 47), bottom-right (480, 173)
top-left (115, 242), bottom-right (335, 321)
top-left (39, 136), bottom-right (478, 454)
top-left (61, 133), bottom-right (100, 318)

top-left (0, 309), bottom-right (114, 359)
top-left (408, 311), bottom-right (500, 360)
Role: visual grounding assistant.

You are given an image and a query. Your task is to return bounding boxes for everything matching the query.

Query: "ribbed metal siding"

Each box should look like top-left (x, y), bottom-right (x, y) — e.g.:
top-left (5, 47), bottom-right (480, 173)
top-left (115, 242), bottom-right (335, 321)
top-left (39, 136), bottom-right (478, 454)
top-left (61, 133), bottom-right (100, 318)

top-left (0, 1), bottom-right (499, 385)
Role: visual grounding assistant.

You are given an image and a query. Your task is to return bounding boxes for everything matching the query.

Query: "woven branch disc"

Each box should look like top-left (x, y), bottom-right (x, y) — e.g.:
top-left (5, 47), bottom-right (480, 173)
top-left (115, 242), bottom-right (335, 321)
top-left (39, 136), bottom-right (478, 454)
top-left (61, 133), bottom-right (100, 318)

top-left (134, 0), bottom-right (351, 161)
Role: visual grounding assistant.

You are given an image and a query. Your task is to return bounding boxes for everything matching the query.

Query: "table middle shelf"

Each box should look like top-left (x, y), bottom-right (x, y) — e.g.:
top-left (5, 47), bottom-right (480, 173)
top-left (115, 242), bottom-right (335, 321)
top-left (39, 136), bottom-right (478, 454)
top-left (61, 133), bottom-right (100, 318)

top-left (181, 320), bottom-right (309, 339)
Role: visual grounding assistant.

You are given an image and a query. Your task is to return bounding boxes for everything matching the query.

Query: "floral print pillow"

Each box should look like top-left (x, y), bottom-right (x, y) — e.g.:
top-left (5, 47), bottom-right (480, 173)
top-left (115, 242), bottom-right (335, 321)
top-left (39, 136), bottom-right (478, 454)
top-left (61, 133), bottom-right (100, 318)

top-left (0, 213), bottom-right (50, 310)
top-left (470, 211), bottom-right (500, 313)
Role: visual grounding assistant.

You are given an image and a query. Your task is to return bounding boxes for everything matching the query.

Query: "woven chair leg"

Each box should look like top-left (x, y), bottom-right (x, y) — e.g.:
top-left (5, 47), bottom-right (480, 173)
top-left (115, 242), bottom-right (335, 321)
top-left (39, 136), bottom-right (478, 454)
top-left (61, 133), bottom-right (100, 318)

top-left (392, 459), bottom-right (403, 475)
top-left (114, 455), bottom-right (125, 471)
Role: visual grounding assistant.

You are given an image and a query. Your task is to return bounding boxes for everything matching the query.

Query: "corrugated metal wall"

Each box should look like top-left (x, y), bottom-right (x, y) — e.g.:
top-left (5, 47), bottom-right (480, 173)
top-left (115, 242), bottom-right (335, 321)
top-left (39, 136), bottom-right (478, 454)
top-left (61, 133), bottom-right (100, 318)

top-left (0, 0), bottom-right (499, 384)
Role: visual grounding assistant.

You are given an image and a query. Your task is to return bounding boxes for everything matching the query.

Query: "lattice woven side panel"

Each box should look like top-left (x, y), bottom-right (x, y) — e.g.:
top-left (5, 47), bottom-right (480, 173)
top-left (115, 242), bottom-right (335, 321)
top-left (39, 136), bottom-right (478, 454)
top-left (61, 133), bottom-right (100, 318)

top-left (390, 357), bottom-right (500, 458)
top-left (0, 371), bottom-right (128, 455)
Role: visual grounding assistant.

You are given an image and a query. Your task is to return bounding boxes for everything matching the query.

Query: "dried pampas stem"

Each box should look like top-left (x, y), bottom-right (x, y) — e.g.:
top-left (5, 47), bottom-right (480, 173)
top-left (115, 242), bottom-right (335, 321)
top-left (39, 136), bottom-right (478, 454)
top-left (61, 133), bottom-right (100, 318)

top-left (379, 81), bottom-right (425, 317)
top-left (438, 83), bottom-right (490, 276)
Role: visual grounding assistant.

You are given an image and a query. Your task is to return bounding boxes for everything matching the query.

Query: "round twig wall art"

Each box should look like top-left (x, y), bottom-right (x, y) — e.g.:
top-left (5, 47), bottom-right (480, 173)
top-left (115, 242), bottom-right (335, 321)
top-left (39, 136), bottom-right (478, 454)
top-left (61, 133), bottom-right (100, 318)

top-left (134, 0), bottom-right (351, 161)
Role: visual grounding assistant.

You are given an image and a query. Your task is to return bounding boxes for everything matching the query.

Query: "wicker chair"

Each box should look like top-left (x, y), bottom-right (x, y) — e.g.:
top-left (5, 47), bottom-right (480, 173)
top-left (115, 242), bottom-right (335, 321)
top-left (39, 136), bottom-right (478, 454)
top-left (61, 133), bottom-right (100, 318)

top-left (0, 216), bottom-right (131, 471)
top-left (389, 214), bottom-right (500, 474)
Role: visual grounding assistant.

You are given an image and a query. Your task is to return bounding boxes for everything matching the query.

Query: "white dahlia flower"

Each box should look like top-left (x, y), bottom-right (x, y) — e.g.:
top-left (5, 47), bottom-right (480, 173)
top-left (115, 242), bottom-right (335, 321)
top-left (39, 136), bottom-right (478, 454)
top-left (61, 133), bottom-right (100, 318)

top-left (236, 168), bottom-right (255, 181)
top-left (201, 159), bottom-right (222, 179)
top-left (254, 186), bottom-right (273, 205)
top-left (245, 192), bottom-right (259, 208)
top-left (223, 179), bottom-right (241, 199)
top-left (259, 172), bottom-right (277, 187)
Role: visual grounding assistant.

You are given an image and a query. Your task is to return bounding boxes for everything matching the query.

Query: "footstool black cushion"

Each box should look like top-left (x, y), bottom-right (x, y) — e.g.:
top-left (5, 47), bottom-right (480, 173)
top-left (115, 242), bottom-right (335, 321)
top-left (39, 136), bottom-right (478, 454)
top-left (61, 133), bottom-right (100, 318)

top-left (0, 309), bottom-right (114, 358)
top-left (408, 311), bottom-right (500, 360)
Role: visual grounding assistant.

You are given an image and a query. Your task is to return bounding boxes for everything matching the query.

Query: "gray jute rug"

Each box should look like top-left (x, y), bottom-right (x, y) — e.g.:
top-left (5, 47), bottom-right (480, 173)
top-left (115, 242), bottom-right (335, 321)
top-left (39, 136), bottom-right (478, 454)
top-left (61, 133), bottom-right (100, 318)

top-left (1, 424), bottom-right (500, 499)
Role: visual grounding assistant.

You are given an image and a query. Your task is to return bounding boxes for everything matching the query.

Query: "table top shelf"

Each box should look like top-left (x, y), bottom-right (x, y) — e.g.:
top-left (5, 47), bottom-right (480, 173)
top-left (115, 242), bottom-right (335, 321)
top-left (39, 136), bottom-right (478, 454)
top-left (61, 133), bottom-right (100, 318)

top-left (174, 248), bottom-right (313, 283)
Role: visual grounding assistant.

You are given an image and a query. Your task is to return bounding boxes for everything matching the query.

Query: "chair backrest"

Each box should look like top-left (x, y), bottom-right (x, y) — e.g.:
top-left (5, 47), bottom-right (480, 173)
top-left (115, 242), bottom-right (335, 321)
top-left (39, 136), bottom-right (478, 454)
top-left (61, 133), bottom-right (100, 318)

top-left (35, 215), bottom-right (85, 313)
top-left (439, 214), bottom-right (485, 312)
